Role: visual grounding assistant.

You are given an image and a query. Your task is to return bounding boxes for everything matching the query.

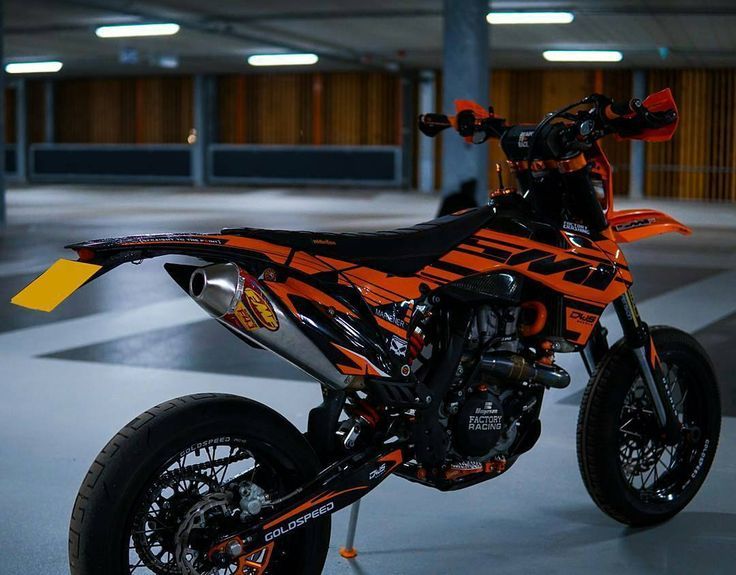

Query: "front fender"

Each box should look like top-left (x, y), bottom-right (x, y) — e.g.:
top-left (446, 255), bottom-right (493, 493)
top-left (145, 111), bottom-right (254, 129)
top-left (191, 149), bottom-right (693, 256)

top-left (607, 209), bottom-right (691, 243)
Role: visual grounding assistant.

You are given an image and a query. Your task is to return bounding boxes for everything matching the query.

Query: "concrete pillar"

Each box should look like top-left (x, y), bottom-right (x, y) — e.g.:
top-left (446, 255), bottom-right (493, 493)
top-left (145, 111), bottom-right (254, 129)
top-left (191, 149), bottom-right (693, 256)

top-left (400, 74), bottom-right (414, 189)
top-left (44, 80), bottom-right (55, 143)
top-left (15, 78), bottom-right (27, 183)
top-left (629, 70), bottom-right (647, 200)
top-left (192, 75), bottom-right (217, 186)
top-left (0, 3), bottom-right (5, 226)
top-left (441, 0), bottom-right (489, 205)
top-left (418, 70), bottom-right (436, 193)
top-left (205, 75), bottom-right (218, 148)
top-left (192, 75), bottom-right (206, 186)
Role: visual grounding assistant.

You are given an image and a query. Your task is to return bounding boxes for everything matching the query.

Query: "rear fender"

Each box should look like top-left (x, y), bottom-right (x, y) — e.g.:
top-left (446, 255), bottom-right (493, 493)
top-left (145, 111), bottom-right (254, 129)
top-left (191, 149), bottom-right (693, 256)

top-left (608, 209), bottom-right (691, 243)
top-left (12, 232), bottom-right (398, 386)
top-left (10, 232), bottom-right (285, 313)
top-left (67, 232), bottom-right (292, 268)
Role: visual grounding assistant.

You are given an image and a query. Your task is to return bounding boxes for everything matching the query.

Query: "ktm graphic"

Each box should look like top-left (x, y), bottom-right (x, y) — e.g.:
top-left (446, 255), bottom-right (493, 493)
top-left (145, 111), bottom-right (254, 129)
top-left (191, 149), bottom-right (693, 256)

top-left (12, 88), bottom-right (720, 575)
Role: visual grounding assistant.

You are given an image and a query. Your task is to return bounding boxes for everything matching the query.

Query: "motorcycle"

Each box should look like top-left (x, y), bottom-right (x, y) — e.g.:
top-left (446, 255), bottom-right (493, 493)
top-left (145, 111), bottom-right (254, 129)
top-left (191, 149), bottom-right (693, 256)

top-left (12, 89), bottom-right (721, 575)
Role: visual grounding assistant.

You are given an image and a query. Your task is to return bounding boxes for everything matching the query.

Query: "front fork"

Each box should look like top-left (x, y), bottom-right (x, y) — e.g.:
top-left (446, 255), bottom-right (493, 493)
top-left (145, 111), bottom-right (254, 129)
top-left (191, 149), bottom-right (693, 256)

top-left (613, 289), bottom-right (682, 443)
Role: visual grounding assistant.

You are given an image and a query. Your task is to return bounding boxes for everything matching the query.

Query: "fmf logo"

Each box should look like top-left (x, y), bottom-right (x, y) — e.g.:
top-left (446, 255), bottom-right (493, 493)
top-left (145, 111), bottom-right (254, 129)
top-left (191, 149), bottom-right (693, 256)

top-left (233, 301), bottom-right (258, 331)
top-left (569, 311), bottom-right (597, 324)
top-left (244, 287), bottom-right (279, 331)
top-left (264, 502), bottom-right (334, 542)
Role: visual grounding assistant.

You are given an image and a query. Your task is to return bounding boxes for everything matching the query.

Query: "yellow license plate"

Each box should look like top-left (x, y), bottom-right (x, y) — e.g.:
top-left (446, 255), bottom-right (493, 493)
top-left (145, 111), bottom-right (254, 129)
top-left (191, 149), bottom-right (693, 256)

top-left (11, 259), bottom-right (102, 312)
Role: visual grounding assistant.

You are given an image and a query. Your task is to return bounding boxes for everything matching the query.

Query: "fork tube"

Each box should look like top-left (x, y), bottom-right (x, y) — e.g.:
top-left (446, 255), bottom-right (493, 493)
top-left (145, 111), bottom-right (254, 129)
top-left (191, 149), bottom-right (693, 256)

top-left (613, 290), bottom-right (680, 440)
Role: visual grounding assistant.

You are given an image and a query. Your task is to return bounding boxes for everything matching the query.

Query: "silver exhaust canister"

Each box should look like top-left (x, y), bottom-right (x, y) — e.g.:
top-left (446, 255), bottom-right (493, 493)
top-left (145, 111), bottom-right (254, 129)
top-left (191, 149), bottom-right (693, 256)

top-left (188, 263), bottom-right (351, 390)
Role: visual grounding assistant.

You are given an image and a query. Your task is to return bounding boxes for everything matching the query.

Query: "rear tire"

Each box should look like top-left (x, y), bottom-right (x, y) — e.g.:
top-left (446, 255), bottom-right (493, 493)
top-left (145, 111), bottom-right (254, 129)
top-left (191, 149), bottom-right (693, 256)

top-left (577, 327), bottom-right (721, 526)
top-left (69, 393), bottom-right (330, 574)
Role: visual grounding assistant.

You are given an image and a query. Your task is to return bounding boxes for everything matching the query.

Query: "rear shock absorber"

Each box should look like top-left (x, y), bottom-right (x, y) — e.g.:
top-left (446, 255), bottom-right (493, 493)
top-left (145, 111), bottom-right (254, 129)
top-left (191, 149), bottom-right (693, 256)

top-left (407, 327), bottom-right (426, 364)
top-left (337, 399), bottom-right (381, 450)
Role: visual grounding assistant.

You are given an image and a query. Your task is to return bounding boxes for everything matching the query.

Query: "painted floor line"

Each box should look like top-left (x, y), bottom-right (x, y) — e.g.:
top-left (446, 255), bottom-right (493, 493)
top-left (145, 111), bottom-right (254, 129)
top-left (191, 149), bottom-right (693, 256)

top-left (0, 297), bottom-right (209, 357)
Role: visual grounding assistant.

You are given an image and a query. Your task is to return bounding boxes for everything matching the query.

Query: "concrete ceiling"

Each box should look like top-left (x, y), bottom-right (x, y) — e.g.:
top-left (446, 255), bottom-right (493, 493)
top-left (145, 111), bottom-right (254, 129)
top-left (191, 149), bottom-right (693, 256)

top-left (6, 0), bottom-right (736, 76)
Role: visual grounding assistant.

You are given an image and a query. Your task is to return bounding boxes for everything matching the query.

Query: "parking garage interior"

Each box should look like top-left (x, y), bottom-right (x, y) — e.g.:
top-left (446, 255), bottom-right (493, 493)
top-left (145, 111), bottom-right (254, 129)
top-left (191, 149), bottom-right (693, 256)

top-left (1, 2), bottom-right (736, 574)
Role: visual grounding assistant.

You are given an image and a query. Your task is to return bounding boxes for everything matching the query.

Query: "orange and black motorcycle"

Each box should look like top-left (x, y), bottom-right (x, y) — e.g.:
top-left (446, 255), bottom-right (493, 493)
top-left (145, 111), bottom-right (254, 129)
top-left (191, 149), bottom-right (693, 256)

top-left (13, 89), bottom-right (721, 575)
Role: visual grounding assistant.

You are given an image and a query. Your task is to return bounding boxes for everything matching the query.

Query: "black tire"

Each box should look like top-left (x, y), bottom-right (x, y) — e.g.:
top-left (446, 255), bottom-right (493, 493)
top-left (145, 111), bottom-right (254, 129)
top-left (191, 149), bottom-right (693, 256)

top-left (577, 326), bottom-right (721, 526)
top-left (69, 393), bottom-right (330, 575)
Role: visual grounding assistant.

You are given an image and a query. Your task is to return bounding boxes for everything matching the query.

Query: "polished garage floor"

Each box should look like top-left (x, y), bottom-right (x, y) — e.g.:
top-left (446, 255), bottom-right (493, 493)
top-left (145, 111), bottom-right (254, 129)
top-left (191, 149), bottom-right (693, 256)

top-left (1, 185), bottom-right (735, 574)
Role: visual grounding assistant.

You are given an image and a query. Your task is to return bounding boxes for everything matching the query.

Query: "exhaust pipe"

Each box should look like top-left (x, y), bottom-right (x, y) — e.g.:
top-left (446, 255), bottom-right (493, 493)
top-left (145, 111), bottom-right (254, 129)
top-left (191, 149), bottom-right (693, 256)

top-left (481, 352), bottom-right (570, 389)
top-left (188, 263), bottom-right (351, 390)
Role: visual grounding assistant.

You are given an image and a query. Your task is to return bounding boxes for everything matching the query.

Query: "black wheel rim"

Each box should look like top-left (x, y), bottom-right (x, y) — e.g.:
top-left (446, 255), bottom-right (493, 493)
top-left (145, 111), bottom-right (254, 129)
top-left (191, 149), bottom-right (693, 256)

top-left (617, 360), bottom-right (710, 504)
top-left (126, 436), bottom-right (293, 574)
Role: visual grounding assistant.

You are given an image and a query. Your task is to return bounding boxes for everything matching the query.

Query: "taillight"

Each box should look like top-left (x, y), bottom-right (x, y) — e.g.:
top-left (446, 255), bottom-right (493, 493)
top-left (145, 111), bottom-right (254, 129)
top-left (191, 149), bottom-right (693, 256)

top-left (76, 248), bottom-right (96, 262)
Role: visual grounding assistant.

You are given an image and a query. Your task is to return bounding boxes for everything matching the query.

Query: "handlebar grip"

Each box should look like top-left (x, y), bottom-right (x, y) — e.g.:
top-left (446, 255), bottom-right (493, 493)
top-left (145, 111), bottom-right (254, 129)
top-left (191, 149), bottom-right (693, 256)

top-left (604, 98), bottom-right (641, 120)
top-left (418, 113), bottom-right (452, 137)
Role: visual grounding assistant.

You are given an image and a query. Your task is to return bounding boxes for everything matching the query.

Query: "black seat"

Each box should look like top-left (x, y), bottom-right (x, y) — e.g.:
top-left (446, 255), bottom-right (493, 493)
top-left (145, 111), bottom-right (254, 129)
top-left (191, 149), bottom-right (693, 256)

top-left (222, 206), bottom-right (494, 276)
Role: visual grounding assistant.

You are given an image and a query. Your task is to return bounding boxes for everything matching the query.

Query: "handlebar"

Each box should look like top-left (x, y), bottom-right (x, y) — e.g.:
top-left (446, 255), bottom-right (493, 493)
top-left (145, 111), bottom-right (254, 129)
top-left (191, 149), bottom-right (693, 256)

top-left (418, 90), bottom-right (678, 154)
top-left (604, 97), bottom-right (641, 120)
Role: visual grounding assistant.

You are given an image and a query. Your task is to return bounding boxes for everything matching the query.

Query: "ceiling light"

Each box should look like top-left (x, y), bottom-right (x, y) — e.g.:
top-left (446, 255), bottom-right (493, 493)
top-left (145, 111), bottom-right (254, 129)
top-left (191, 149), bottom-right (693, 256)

top-left (487, 12), bottom-right (574, 25)
top-left (247, 53), bottom-right (319, 66)
top-left (5, 61), bottom-right (63, 74)
top-left (95, 23), bottom-right (180, 38)
top-left (543, 50), bottom-right (623, 62)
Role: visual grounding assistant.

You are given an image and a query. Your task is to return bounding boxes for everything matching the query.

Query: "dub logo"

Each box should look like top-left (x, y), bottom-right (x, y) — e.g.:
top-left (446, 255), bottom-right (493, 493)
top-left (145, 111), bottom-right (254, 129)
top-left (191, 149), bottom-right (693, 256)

top-left (243, 287), bottom-right (279, 331)
top-left (569, 310), bottom-right (597, 324)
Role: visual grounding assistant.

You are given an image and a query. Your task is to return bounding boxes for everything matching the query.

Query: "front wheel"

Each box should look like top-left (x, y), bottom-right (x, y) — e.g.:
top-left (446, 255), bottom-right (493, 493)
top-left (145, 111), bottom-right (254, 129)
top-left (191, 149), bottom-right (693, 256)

top-left (69, 393), bottom-right (331, 575)
top-left (577, 327), bottom-right (721, 526)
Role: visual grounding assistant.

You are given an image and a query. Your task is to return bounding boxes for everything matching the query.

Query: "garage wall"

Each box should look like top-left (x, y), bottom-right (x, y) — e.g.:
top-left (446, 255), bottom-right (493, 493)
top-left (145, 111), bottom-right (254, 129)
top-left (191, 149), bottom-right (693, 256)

top-left (51, 77), bottom-right (193, 144)
top-left (647, 70), bottom-right (736, 202)
top-left (7, 69), bottom-right (736, 200)
top-left (217, 72), bottom-right (401, 146)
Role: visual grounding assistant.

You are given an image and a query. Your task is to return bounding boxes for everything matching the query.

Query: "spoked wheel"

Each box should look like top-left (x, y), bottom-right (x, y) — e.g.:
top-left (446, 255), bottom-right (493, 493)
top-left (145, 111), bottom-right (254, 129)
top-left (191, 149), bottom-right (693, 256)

top-left (577, 327), bottom-right (721, 526)
top-left (70, 394), bottom-right (330, 575)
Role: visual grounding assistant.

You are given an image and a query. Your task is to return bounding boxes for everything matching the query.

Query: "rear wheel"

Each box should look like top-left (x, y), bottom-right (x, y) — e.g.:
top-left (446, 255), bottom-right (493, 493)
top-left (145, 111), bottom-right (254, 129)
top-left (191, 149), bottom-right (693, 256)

top-left (69, 393), bottom-right (330, 575)
top-left (577, 327), bottom-right (721, 526)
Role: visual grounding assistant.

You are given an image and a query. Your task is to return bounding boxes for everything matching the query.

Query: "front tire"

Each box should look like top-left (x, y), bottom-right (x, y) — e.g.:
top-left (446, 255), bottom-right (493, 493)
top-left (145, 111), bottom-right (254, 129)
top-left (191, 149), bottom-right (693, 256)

top-left (577, 327), bottom-right (721, 526)
top-left (69, 393), bottom-right (330, 575)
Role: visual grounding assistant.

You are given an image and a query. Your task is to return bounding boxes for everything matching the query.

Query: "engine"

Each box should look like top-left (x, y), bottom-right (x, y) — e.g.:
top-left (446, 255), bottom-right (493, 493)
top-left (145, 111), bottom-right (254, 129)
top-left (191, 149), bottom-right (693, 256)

top-left (453, 386), bottom-right (508, 457)
top-left (444, 304), bottom-right (547, 464)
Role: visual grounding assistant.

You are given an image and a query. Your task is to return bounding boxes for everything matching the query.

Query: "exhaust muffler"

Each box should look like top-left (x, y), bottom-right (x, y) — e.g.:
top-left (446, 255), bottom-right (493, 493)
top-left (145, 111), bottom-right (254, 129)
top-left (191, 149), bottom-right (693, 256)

top-left (188, 263), bottom-right (351, 390)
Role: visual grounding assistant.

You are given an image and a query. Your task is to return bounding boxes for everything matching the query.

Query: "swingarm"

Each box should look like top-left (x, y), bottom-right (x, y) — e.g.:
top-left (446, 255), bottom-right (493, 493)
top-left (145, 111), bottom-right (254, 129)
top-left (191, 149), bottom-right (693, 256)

top-left (204, 445), bottom-right (405, 568)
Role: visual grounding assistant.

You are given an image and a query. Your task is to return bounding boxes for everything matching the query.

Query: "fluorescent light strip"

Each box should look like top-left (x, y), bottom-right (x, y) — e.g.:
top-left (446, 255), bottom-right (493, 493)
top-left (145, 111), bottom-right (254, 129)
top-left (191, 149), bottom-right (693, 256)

top-left (5, 61), bottom-right (63, 74)
top-left (247, 53), bottom-right (319, 67)
top-left (487, 12), bottom-right (574, 25)
top-left (95, 23), bottom-right (180, 38)
top-left (543, 50), bottom-right (623, 62)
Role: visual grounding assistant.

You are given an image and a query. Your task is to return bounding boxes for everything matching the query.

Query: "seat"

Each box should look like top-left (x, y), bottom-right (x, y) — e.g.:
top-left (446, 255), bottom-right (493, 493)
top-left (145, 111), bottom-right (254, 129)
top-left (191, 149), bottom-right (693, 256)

top-left (222, 206), bottom-right (494, 276)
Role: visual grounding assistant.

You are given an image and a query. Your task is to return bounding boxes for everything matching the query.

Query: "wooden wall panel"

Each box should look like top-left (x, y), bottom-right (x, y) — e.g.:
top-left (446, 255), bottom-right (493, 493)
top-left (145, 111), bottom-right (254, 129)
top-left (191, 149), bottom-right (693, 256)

top-left (648, 69), bottom-right (736, 202)
top-left (218, 72), bottom-right (399, 146)
top-left (323, 72), bottom-right (400, 145)
top-left (27, 81), bottom-right (46, 143)
top-left (3, 69), bottom-right (733, 201)
top-left (219, 74), bottom-right (312, 145)
top-left (55, 76), bottom-right (191, 144)
top-left (5, 88), bottom-right (16, 144)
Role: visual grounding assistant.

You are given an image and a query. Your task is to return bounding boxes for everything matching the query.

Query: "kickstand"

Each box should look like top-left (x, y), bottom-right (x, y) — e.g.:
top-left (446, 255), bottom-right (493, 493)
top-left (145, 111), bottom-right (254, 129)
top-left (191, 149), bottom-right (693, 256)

top-left (339, 500), bottom-right (361, 559)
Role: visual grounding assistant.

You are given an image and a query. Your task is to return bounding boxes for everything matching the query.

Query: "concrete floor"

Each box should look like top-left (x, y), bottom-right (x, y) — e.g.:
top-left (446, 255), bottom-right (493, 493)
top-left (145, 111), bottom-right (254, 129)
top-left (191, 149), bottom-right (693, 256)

top-left (1, 185), bottom-right (735, 574)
